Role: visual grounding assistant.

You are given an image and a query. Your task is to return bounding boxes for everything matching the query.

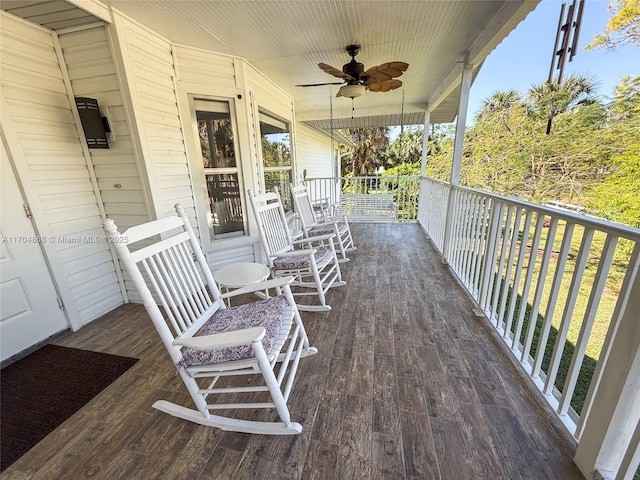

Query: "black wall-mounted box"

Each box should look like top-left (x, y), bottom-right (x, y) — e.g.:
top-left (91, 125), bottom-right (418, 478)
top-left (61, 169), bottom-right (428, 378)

top-left (75, 97), bottom-right (109, 149)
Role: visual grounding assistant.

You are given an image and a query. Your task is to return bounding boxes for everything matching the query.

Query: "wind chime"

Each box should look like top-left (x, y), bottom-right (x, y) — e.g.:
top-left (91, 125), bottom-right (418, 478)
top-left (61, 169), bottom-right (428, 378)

top-left (546, 0), bottom-right (586, 134)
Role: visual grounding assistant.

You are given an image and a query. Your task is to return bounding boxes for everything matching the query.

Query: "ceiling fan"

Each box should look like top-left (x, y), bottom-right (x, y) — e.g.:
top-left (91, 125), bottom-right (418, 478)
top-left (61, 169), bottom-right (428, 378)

top-left (296, 44), bottom-right (408, 98)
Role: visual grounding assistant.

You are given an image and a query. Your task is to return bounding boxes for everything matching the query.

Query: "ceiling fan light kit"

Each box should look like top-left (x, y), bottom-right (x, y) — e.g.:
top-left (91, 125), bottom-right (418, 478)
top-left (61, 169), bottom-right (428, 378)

top-left (339, 84), bottom-right (366, 98)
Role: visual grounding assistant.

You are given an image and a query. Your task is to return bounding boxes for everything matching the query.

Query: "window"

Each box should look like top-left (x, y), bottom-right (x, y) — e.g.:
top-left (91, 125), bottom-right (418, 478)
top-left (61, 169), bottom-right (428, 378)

top-left (259, 112), bottom-right (293, 211)
top-left (195, 99), bottom-right (245, 240)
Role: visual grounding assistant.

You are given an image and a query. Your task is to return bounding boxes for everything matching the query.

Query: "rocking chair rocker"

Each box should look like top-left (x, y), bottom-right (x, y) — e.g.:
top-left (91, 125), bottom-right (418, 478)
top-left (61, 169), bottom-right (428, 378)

top-left (290, 182), bottom-right (356, 262)
top-left (103, 204), bottom-right (317, 435)
top-left (248, 188), bottom-right (345, 312)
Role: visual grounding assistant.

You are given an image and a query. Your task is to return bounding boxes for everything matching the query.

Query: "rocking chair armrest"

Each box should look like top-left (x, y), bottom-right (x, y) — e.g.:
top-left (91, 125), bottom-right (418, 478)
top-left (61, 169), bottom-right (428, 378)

top-left (219, 276), bottom-right (294, 299)
top-left (311, 197), bottom-right (330, 206)
top-left (291, 233), bottom-right (335, 244)
top-left (270, 248), bottom-right (317, 257)
top-left (173, 327), bottom-right (266, 350)
top-left (313, 219), bottom-right (340, 228)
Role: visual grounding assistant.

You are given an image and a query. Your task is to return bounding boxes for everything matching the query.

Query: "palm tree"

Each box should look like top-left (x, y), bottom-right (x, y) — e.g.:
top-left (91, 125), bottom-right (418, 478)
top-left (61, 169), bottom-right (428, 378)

top-left (343, 127), bottom-right (389, 175)
top-left (475, 89), bottom-right (522, 133)
top-left (476, 89), bottom-right (522, 118)
top-left (525, 74), bottom-right (597, 133)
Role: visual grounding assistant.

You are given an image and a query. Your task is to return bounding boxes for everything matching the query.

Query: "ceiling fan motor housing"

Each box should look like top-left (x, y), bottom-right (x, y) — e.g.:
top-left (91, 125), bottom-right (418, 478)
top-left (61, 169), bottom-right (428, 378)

top-left (343, 60), bottom-right (364, 82)
top-left (343, 44), bottom-right (364, 83)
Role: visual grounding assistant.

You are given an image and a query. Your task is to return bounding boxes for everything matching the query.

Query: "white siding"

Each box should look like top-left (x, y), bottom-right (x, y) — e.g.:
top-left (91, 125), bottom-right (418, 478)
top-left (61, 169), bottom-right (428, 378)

top-left (58, 25), bottom-right (150, 231)
top-left (246, 63), bottom-right (293, 122)
top-left (295, 122), bottom-right (336, 179)
top-left (115, 16), bottom-right (197, 226)
top-left (0, 12), bottom-right (123, 324)
top-left (208, 244), bottom-right (256, 272)
top-left (173, 45), bottom-right (237, 87)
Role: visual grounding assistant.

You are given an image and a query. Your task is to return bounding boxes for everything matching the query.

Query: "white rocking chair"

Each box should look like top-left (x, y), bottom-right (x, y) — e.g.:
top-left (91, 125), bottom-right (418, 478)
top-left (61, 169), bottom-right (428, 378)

top-left (248, 188), bottom-right (345, 312)
top-left (290, 182), bottom-right (356, 262)
top-left (103, 204), bottom-right (317, 435)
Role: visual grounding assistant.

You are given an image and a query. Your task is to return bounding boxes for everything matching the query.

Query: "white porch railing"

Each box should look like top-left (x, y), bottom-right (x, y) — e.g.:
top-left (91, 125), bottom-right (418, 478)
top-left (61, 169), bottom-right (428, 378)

top-left (304, 175), bottom-right (420, 221)
top-left (419, 176), bottom-right (640, 480)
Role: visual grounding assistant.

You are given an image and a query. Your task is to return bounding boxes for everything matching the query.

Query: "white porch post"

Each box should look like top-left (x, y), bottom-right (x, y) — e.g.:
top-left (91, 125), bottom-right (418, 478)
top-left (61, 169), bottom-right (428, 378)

top-left (420, 109), bottom-right (431, 177)
top-left (442, 59), bottom-right (473, 262)
top-left (417, 109), bottom-right (432, 228)
top-left (574, 245), bottom-right (640, 480)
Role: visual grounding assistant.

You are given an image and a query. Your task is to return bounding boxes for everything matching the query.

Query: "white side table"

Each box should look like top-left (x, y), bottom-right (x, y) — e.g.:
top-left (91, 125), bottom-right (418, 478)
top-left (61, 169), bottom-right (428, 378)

top-left (214, 262), bottom-right (271, 306)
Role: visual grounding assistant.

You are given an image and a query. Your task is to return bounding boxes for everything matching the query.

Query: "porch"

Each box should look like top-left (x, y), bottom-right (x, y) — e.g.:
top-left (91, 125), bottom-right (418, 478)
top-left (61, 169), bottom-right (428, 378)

top-left (2, 223), bottom-right (582, 480)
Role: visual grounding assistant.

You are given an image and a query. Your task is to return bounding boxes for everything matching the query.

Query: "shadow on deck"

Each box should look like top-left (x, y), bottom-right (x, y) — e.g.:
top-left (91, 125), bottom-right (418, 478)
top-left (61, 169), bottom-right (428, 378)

top-left (3, 223), bottom-right (584, 479)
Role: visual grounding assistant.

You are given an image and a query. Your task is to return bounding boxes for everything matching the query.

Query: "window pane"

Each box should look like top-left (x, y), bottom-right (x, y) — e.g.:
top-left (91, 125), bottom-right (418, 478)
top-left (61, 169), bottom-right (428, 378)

top-left (260, 112), bottom-right (292, 211)
top-left (260, 115), bottom-right (291, 168)
top-left (264, 169), bottom-right (293, 212)
top-left (197, 110), bottom-right (236, 169)
top-left (206, 173), bottom-right (244, 236)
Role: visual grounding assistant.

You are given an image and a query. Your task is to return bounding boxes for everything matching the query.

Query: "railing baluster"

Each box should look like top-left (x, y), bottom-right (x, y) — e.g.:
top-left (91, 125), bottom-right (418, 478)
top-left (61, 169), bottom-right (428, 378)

top-left (522, 217), bottom-right (559, 364)
top-left (532, 221), bottom-right (576, 379)
top-left (479, 199), bottom-right (504, 312)
top-left (491, 205), bottom-right (514, 325)
top-left (544, 227), bottom-right (595, 397)
top-left (504, 209), bottom-right (533, 344)
top-left (558, 233), bottom-right (618, 415)
top-left (453, 190), bottom-right (465, 271)
top-left (575, 243), bottom-right (639, 439)
top-left (470, 194), bottom-right (481, 289)
top-left (497, 207), bottom-right (523, 333)
top-left (462, 193), bottom-right (479, 289)
top-left (453, 190), bottom-right (469, 274)
top-left (471, 197), bottom-right (489, 295)
top-left (513, 213), bottom-right (545, 352)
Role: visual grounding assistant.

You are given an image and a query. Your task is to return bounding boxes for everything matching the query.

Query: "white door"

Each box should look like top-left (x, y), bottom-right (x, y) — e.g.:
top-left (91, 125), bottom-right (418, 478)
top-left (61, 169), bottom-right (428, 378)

top-left (0, 138), bottom-right (68, 362)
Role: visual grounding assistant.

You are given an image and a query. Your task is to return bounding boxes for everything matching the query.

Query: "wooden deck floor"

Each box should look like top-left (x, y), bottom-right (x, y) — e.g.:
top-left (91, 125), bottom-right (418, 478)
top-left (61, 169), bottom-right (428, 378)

top-left (3, 223), bottom-right (584, 480)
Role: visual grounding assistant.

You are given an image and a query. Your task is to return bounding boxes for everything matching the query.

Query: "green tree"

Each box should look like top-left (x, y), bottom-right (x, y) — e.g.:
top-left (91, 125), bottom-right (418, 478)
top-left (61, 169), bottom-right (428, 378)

top-left (525, 74), bottom-right (597, 131)
top-left (462, 79), bottom-right (608, 204)
top-left (590, 144), bottom-right (640, 227)
top-left (586, 0), bottom-right (640, 50)
top-left (424, 125), bottom-right (455, 181)
top-left (476, 89), bottom-right (521, 120)
top-left (341, 127), bottom-right (389, 175)
top-left (610, 75), bottom-right (640, 120)
top-left (261, 137), bottom-right (290, 168)
top-left (586, 75), bottom-right (640, 229)
top-left (386, 128), bottom-right (424, 167)
top-left (464, 102), bottom-right (532, 196)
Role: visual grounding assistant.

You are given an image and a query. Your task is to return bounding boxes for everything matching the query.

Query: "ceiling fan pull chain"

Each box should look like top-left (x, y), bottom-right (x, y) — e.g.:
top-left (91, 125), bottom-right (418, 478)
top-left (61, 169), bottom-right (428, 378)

top-left (351, 98), bottom-right (355, 119)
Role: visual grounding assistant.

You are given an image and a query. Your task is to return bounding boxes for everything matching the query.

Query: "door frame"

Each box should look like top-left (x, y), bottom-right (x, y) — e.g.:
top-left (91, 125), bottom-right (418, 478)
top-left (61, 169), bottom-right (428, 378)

top-left (0, 135), bottom-right (71, 364)
top-left (0, 99), bottom-right (78, 330)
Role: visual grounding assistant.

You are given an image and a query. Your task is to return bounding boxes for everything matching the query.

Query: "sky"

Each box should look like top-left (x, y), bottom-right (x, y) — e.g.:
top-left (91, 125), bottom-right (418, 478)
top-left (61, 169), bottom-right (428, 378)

top-left (467, 0), bottom-right (639, 117)
top-left (394, 0), bottom-right (639, 134)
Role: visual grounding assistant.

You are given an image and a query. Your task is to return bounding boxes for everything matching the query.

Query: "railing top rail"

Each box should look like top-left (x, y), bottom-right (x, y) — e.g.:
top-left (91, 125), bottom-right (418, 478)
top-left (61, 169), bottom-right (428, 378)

top-left (305, 175), bottom-right (421, 181)
top-left (419, 176), bottom-right (640, 240)
top-left (306, 175), bottom-right (640, 238)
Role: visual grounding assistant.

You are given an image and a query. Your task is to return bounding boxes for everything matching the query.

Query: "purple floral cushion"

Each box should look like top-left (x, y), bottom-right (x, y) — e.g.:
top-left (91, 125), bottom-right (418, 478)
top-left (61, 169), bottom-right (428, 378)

top-left (272, 247), bottom-right (330, 271)
top-left (179, 296), bottom-right (289, 367)
top-left (308, 222), bottom-right (347, 237)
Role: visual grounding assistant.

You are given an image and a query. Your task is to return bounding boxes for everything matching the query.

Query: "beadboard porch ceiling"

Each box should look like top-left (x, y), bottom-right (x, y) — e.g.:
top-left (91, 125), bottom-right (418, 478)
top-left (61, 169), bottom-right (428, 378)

top-left (2, 0), bottom-right (540, 129)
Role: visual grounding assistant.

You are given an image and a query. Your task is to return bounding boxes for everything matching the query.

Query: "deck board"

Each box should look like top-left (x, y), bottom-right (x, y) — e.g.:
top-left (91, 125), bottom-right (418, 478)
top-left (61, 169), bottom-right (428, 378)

top-left (2, 223), bottom-right (584, 479)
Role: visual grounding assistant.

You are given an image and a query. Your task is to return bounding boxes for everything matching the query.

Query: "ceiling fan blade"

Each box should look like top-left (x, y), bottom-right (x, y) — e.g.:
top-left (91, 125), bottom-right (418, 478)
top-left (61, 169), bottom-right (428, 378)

top-left (295, 82), bottom-right (344, 87)
top-left (319, 62), bottom-right (355, 81)
top-left (361, 62), bottom-right (409, 82)
top-left (367, 79), bottom-right (402, 93)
